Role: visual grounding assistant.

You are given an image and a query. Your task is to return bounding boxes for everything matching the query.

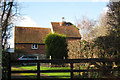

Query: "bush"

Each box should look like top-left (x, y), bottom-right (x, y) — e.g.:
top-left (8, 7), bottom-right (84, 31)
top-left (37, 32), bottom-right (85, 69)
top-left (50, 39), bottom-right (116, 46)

top-left (2, 51), bottom-right (10, 80)
top-left (44, 33), bottom-right (67, 59)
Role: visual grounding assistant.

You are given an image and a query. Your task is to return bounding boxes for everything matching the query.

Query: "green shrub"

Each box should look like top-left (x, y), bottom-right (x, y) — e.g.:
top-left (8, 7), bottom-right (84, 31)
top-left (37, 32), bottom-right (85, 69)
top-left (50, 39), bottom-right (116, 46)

top-left (44, 33), bottom-right (67, 59)
top-left (2, 51), bottom-right (10, 80)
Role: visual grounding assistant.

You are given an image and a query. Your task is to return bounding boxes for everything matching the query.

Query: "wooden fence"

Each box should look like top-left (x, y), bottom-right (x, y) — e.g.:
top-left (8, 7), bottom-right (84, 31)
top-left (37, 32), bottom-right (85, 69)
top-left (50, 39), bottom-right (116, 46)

top-left (8, 57), bottom-right (120, 80)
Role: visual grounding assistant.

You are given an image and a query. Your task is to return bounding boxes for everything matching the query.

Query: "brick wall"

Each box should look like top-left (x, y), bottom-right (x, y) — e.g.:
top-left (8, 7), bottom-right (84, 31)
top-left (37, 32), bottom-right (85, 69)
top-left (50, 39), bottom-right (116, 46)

top-left (15, 43), bottom-right (46, 54)
top-left (15, 43), bottom-right (46, 59)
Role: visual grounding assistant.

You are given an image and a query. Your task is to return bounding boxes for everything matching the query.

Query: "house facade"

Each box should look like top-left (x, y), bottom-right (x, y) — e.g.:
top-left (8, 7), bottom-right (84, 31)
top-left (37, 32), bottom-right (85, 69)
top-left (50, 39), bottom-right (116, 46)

top-left (15, 26), bottom-right (51, 59)
top-left (15, 21), bottom-right (81, 59)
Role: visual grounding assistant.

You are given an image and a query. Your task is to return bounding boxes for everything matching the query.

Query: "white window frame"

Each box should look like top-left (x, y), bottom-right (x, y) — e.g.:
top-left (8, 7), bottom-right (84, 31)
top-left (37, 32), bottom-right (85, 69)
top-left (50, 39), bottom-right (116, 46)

top-left (31, 44), bottom-right (38, 49)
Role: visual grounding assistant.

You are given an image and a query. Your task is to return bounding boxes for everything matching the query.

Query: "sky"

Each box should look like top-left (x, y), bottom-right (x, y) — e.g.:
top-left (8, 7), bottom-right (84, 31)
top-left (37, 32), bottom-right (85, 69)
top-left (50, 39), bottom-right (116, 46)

top-left (16, 2), bottom-right (108, 28)
top-left (9, 0), bottom-right (109, 48)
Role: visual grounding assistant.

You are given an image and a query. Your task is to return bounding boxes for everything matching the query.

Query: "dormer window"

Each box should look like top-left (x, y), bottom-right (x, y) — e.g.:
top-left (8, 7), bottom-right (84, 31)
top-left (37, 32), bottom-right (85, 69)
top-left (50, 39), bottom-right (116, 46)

top-left (31, 44), bottom-right (38, 49)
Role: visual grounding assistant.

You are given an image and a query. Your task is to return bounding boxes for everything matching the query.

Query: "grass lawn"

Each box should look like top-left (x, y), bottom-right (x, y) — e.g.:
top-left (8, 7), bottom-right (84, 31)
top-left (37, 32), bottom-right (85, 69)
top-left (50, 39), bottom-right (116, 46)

top-left (12, 65), bottom-right (70, 78)
top-left (11, 67), bottom-right (22, 71)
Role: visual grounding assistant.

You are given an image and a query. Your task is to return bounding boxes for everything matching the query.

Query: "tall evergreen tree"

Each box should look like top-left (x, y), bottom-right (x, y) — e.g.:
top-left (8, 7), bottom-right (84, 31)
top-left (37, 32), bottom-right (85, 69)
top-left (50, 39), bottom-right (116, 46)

top-left (44, 33), bottom-right (67, 59)
top-left (106, 1), bottom-right (120, 56)
top-left (94, 1), bottom-right (120, 58)
top-left (107, 1), bottom-right (120, 35)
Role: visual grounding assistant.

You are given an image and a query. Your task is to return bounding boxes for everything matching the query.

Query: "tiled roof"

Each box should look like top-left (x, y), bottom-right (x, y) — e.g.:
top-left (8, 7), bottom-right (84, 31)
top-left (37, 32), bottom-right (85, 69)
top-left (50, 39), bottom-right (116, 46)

top-left (51, 22), bottom-right (81, 38)
top-left (15, 26), bottom-right (51, 43)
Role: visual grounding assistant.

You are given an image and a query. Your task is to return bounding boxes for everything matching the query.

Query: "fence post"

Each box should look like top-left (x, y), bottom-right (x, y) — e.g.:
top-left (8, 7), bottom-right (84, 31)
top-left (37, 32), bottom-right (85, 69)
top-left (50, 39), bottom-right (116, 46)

top-left (8, 52), bottom-right (11, 80)
top-left (102, 61), bottom-right (106, 77)
top-left (37, 62), bottom-right (40, 80)
top-left (70, 62), bottom-right (73, 79)
top-left (49, 56), bottom-right (51, 67)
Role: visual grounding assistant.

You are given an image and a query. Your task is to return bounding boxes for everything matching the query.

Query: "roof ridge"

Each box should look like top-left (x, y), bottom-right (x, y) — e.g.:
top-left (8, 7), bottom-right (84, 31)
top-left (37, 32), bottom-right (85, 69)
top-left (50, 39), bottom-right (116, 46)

top-left (15, 26), bottom-right (51, 29)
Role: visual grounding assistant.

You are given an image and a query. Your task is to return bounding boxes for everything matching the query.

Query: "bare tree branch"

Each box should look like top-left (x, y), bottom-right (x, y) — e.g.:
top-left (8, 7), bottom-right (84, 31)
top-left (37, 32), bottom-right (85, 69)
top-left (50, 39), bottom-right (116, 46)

top-left (0, 0), bottom-right (19, 49)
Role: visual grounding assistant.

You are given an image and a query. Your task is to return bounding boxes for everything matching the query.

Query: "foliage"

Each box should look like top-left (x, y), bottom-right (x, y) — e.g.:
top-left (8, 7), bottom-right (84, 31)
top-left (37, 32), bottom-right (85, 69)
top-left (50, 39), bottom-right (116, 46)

top-left (65, 22), bottom-right (79, 30)
top-left (68, 40), bottom-right (100, 78)
top-left (2, 51), bottom-right (10, 80)
top-left (92, 2), bottom-right (120, 77)
top-left (106, 1), bottom-right (120, 56)
top-left (0, 0), bottom-right (19, 49)
top-left (44, 33), bottom-right (67, 59)
top-left (67, 40), bottom-right (119, 78)
top-left (67, 22), bottom-right (79, 30)
top-left (94, 1), bottom-right (120, 58)
top-left (73, 25), bottom-right (79, 30)
top-left (107, 1), bottom-right (120, 32)
top-left (67, 40), bottom-right (103, 60)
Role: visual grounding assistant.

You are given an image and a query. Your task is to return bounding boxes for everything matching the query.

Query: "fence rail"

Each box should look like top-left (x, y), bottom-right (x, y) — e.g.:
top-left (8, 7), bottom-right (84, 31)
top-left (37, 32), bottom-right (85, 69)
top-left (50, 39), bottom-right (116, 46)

top-left (8, 58), bottom-right (120, 80)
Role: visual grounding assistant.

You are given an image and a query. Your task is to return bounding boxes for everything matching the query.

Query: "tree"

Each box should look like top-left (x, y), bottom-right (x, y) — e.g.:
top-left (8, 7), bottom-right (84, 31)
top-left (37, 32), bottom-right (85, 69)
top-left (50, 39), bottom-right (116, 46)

top-left (106, 1), bottom-right (120, 57)
top-left (95, 13), bottom-right (109, 37)
top-left (76, 16), bottom-right (97, 41)
top-left (0, 0), bottom-right (19, 79)
top-left (106, 1), bottom-right (120, 33)
top-left (94, 1), bottom-right (120, 58)
top-left (0, 0), bottom-right (19, 50)
top-left (44, 33), bottom-right (67, 59)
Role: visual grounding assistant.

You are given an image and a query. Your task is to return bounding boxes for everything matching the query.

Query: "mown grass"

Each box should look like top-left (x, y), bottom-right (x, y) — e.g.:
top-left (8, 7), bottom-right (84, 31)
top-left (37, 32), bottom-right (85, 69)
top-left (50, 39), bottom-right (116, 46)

top-left (11, 67), bottom-right (22, 71)
top-left (12, 65), bottom-right (70, 78)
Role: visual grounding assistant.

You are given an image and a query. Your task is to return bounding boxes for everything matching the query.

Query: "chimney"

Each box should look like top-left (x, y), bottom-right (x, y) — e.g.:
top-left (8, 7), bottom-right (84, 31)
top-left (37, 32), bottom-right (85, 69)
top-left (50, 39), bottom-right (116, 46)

top-left (60, 17), bottom-right (66, 26)
top-left (62, 17), bottom-right (65, 22)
